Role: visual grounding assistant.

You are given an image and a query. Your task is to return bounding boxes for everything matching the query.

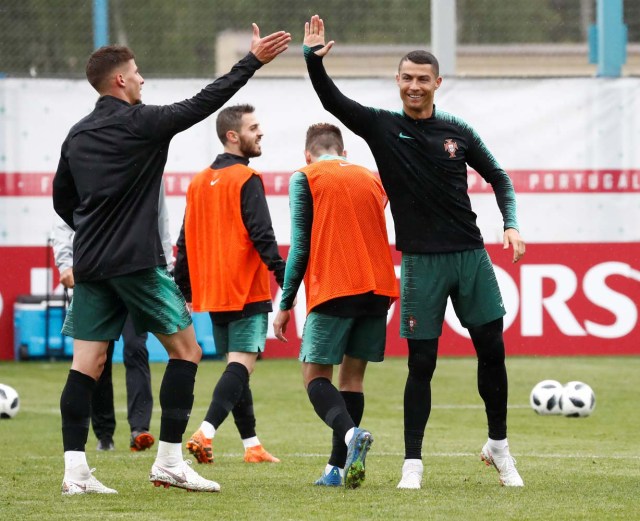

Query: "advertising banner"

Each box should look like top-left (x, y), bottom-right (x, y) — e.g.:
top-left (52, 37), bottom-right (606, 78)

top-left (1, 77), bottom-right (638, 359)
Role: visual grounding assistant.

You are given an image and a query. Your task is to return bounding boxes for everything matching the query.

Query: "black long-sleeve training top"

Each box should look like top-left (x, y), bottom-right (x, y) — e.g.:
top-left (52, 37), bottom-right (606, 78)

top-left (304, 46), bottom-right (519, 254)
top-left (53, 52), bottom-right (263, 282)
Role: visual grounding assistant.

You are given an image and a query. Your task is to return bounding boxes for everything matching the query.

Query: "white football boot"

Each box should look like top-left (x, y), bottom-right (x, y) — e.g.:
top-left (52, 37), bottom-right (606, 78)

top-left (62, 467), bottom-right (118, 495)
top-left (397, 459), bottom-right (424, 489)
top-left (480, 442), bottom-right (524, 487)
top-left (149, 459), bottom-right (220, 492)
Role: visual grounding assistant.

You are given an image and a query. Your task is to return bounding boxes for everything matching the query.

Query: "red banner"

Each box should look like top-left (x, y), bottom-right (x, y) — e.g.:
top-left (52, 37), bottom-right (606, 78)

top-left (1, 243), bottom-right (638, 360)
top-left (263, 243), bottom-right (640, 358)
top-left (3, 169), bottom-right (640, 196)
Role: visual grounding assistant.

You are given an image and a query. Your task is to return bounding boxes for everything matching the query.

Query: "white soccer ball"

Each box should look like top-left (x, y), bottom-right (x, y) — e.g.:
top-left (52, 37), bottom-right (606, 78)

top-left (529, 379), bottom-right (563, 415)
top-left (560, 381), bottom-right (596, 418)
top-left (0, 383), bottom-right (20, 419)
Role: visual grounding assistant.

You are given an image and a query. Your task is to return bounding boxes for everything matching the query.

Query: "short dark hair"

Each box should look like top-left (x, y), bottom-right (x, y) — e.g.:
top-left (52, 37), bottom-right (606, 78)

top-left (216, 104), bottom-right (255, 144)
top-left (305, 123), bottom-right (344, 157)
top-left (86, 45), bottom-right (135, 92)
top-left (398, 50), bottom-right (439, 77)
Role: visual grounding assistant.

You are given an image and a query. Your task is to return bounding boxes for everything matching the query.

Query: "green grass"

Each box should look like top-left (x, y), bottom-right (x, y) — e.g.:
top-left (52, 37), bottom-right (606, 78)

top-left (0, 356), bottom-right (638, 520)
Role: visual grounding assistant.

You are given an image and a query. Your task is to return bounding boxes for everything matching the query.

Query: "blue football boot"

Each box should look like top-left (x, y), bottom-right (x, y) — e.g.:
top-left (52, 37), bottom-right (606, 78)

top-left (344, 428), bottom-right (373, 489)
top-left (314, 465), bottom-right (343, 487)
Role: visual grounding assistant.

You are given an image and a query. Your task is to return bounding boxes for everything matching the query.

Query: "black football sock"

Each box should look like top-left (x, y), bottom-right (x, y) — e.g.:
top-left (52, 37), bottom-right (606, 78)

top-left (470, 318), bottom-right (508, 440)
top-left (404, 339), bottom-right (438, 460)
top-left (91, 341), bottom-right (115, 441)
top-left (60, 369), bottom-right (96, 452)
top-left (307, 377), bottom-right (355, 441)
top-left (232, 381), bottom-right (257, 440)
top-left (205, 361), bottom-right (249, 430)
top-left (159, 359), bottom-right (197, 443)
top-left (328, 391), bottom-right (364, 468)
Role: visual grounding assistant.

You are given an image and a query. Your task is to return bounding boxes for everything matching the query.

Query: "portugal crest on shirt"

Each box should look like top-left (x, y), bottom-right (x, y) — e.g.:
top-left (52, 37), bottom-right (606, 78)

top-left (444, 139), bottom-right (458, 158)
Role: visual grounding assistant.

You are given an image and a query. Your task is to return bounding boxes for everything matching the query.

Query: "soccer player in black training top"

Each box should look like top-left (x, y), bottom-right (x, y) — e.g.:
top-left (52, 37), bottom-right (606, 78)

top-left (52, 24), bottom-right (291, 496)
top-left (303, 15), bottom-right (526, 489)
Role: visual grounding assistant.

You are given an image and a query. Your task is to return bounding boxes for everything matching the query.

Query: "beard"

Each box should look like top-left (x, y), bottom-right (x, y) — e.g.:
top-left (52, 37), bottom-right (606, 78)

top-left (239, 136), bottom-right (262, 158)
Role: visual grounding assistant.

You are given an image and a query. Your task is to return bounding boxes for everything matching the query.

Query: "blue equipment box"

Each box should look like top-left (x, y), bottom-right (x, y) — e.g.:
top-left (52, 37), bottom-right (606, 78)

top-left (13, 295), bottom-right (73, 360)
top-left (112, 312), bottom-right (218, 362)
top-left (14, 294), bottom-right (218, 361)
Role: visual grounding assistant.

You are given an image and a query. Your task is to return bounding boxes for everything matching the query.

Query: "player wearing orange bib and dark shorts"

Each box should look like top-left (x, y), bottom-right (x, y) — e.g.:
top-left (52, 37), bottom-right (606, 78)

top-left (273, 123), bottom-right (399, 489)
top-left (175, 104), bottom-right (284, 467)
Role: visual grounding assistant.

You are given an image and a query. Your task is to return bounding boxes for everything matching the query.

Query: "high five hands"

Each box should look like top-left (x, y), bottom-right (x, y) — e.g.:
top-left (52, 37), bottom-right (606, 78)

top-left (251, 15), bottom-right (333, 64)
top-left (304, 14), bottom-right (334, 57)
top-left (251, 23), bottom-right (292, 64)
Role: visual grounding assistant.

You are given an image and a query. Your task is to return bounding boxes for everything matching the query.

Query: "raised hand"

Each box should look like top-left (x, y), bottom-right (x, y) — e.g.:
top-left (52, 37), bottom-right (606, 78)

top-left (250, 23), bottom-right (292, 64)
top-left (304, 14), bottom-right (334, 57)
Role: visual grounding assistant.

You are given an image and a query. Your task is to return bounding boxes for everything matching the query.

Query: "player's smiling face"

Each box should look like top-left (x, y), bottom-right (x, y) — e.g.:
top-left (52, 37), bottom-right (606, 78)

top-left (396, 61), bottom-right (442, 119)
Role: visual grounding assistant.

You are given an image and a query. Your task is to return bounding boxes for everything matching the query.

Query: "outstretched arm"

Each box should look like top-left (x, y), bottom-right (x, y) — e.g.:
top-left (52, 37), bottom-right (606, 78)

top-left (304, 15), bottom-right (376, 137)
top-left (144, 24), bottom-right (291, 140)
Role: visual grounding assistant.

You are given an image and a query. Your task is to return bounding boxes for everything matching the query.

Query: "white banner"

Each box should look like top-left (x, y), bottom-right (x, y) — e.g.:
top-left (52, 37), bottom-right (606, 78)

top-left (1, 76), bottom-right (639, 359)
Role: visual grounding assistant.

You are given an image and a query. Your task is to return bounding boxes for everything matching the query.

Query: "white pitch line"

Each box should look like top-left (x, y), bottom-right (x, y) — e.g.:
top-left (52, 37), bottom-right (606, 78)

top-left (23, 403), bottom-right (533, 415)
top-left (19, 451), bottom-right (639, 461)
top-left (282, 451), bottom-right (640, 460)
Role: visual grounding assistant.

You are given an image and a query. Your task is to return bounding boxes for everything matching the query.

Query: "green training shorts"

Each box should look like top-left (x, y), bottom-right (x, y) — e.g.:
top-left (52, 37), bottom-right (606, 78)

top-left (62, 266), bottom-right (192, 341)
top-left (400, 249), bottom-right (505, 339)
top-left (212, 313), bottom-right (268, 354)
top-left (299, 312), bottom-right (387, 365)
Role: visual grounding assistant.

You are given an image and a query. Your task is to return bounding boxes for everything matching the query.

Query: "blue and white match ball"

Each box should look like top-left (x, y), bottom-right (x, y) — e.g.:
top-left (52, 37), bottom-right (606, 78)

top-left (560, 381), bottom-right (596, 418)
top-left (0, 383), bottom-right (20, 419)
top-left (529, 379), bottom-right (563, 415)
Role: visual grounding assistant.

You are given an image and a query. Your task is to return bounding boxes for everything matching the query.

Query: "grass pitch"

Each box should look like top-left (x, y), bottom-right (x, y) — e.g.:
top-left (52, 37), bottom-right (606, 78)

top-left (0, 356), bottom-right (638, 520)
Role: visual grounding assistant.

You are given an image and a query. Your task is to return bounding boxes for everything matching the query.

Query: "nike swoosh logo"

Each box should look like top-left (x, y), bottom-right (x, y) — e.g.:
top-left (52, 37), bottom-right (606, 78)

top-left (65, 481), bottom-right (87, 491)
top-left (210, 179), bottom-right (220, 186)
top-left (161, 467), bottom-right (188, 483)
top-left (399, 132), bottom-right (415, 140)
top-left (339, 162), bottom-right (350, 167)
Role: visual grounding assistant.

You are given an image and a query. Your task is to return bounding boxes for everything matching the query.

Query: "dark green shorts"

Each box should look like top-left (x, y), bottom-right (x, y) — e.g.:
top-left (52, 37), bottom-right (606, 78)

top-left (299, 312), bottom-right (387, 365)
top-left (400, 249), bottom-right (505, 339)
top-left (62, 266), bottom-right (192, 341)
top-left (212, 313), bottom-right (267, 354)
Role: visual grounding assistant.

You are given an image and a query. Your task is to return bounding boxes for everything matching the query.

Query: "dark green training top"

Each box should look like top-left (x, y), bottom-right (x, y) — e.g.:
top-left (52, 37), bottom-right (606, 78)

top-left (304, 45), bottom-right (519, 254)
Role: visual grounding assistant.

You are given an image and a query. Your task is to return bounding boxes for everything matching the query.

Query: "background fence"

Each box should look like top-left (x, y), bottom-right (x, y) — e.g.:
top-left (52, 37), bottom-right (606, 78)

top-left (1, 0), bottom-right (639, 78)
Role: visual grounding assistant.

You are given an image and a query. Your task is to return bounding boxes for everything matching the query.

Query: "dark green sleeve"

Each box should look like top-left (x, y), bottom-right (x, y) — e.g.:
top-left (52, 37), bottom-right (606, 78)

top-left (304, 45), bottom-right (377, 138)
top-left (280, 172), bottom-right (313, 310)
top-left (465, 127), bottom-right (519, 231)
